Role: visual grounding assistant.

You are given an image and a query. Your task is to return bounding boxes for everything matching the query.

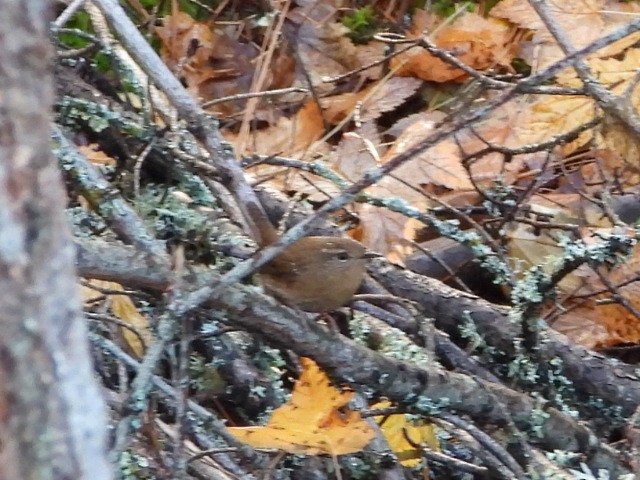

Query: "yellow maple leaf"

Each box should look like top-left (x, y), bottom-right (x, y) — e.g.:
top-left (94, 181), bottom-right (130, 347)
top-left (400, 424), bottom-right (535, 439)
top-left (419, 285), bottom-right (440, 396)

top-left (82, 280), bottom-right (153, 357)
top-left (373, 401), bottom-right (439, 467)
top-left (226, 358), bottom-right (375, 455)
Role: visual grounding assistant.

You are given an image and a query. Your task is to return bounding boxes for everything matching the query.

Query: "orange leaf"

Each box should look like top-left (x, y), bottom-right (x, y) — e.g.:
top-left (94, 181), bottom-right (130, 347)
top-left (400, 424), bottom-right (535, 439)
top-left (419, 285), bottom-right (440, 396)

top-left (77, 144), bottom-right (116, 166)
top-left (225, 101), bottom-right (324, 157)
top-left (392, 13), bottom-right (517, 83)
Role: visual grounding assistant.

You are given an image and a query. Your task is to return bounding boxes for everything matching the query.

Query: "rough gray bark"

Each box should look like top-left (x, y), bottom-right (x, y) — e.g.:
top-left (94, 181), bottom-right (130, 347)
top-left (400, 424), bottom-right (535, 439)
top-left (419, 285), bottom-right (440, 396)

top-left (0, 1), bottom-right (111, 479)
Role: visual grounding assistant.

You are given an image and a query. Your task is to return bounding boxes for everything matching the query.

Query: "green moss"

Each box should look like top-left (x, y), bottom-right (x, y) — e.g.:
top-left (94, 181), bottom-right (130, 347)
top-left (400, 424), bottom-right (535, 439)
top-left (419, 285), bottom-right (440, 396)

top-left (57, 12), bottom-right (93, 49)
top-left (342, 6), bottom-right (379, 43)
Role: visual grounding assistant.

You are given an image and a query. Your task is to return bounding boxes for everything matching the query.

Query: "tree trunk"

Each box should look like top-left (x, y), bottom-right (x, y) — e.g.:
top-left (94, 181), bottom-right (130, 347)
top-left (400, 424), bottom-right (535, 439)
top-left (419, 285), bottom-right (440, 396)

top-left (0, 1), bottom-right (111, 479)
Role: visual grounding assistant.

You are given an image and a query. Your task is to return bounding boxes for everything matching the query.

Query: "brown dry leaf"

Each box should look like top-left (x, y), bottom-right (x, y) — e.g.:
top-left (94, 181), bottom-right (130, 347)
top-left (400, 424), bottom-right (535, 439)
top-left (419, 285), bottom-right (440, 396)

top-left (277, 121), bottom-right (383, 203)
top-left (512, 48), bottom-right (640, 160)
top-left (332, 121), bottom-right (384, 181)
top-left (491, 0), bottom-right (640, 71)
top-left (599, 114), bottom-right (640, 172)
top-left (288, 2), bottom-right (387, 91)
top-left (355, 204), bottom-right (416, 262)
top-left (554, 296), bottom-right (640, 349)
top-left (549, 304), bottom-right (611, 348)
top-left (507, 218), bottom-right (640, 348)
top-left (82, 280), bottom-right (154, 357)
top-left (155, 11), bottom-right (258, 115)
top-left (226, 358), bottom-right (375, 455)
top-left (77, 144), bottom-right (117, 166)
top-left (156, 11), bottom-right (210, 66)
top-left (380, 102), bottom-right (531, 196)
top-left (506, 193), bottom-right (615, 285)
top-left (380, 118), bottom-right (472, 193)
top-left (226, 100), bottom-right (325, 157)
top-left (505, 95), bottom-right (595, 155)
top-left (348, 104), bottom-right (534, 256)
top-left (288, 4), bottom-right (356, 90)
top-left (507, 223), bottom-right (564, 279)
top-left (373, 401), bottom-right (439, 467)
top-left (551, 235), bottom-right (640, 348)
top-left (321, 77), bottom-right (423, 125)
top-left (392, 12), bottom-right (518, 83)
top-left (592, 50), bottom-right (640, 171)
top-left (580, 149), bottom-right (640, 195)
top-left (348, 116), bottom-right (462, 256)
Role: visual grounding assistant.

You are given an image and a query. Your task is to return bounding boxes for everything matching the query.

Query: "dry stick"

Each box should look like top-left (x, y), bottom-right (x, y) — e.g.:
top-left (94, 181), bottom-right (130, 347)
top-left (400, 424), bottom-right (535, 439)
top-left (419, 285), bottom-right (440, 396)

top-left (90, 0), bottom-right (288, 458)
top-left (91, 333), bottom-right (256, 479)
top-left (77, 233), bottom-right (640, 442)
top-left (59, 122), bottom-right (182, 463)
top-left (201, 87), bottom-right (309, 109)
top-left (85, 2), bottom-right (176, 126)
top-left (54, 0), bottom-right (89, 28)
top-left (593, 267), bottom-right (640, 322)
top-left (53, 125), bottom-right (168, 261)
top-left (187, 16), bottom-right (640, 314)
top-left (236, 0), bottom-right (291, 155)
top-left (523, 1), bottom-right (640, 347)
top-left (374, 32), bottom-right (583, 97)
top-left (173, 313), bottom-right (191, 477)
top-left (85, 312), bottom-right (149, 351)
top-left (401, 429), bottom-right (491, 477)
top-left (436, 412), bottom-right (526, 479)
top-left (374, 33), bottom-right (515, 92)
top-left (628, 406), bottom-right (640, 478)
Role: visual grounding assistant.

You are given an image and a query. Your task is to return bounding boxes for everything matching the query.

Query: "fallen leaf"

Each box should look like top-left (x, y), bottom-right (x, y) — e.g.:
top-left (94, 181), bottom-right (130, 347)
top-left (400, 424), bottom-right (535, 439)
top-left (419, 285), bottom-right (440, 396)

top-left (82, 280), bottom-right (154, 357)
top-left (392, 12), bottom-right (518, 83)
top-left (491, 0), bottom-right (640, 70)
top-left (226, 100), bottom-right (325, 157)
top-left (321, 77), bottom-right (423, 124)
top-left (227, 358), bottom-right (375, 455)
top-left (77, 144), bottom-right (117, 166)
top-left (373, 401), bottom-right (439, 467)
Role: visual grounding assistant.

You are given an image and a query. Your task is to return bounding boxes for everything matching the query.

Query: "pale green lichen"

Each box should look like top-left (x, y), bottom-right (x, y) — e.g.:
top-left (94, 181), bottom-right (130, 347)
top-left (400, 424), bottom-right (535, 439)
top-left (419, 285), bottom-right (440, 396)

top-left (528, 398), bottom-right (551, 439)
top-left (350, 314), bottom-right (429, 364)
top-left (57, 96), bottom-right (148, 136)
top-left (340, 456), bottom-right (374, 479)
top-left (458, 311), bottom-right (499, 357)
top-left (412, 395), bottom-right (451, 415)
top-left (119, 451), bottom-right (155, 480)
top-left (349, 313), bottom-right (373, 343)
top-left (507, 349), bottom-right (540, 384)
top-left (545, 449), bottom-right (581, 466)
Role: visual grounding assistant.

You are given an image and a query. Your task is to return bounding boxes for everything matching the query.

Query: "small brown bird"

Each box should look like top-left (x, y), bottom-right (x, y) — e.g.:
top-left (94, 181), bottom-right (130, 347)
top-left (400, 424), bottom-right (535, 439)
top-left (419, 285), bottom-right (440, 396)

top-left (259, 236), bottom-right (375, 312)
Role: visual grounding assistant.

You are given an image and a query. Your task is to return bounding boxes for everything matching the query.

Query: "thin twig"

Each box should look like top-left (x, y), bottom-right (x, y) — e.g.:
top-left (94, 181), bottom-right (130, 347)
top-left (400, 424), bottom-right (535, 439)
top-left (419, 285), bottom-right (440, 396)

top-left (53, 0), bottom-right (89, 28)
top-left (201, 87), bottom-right (309, 108)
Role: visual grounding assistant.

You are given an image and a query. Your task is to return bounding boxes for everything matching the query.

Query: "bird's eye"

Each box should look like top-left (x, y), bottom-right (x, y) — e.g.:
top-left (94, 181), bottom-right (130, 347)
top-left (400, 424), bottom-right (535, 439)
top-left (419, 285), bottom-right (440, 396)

top-left (336, 251), bottom-right (350, 261)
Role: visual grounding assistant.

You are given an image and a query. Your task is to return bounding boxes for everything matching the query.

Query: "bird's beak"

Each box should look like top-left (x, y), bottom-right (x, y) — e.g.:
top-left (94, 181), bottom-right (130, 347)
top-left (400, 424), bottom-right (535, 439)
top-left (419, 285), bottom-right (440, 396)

top-left (363, 251), bottom-right (382, 259)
